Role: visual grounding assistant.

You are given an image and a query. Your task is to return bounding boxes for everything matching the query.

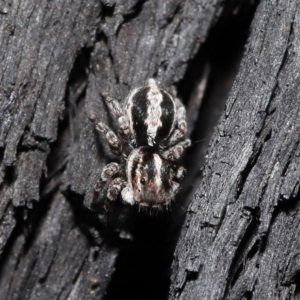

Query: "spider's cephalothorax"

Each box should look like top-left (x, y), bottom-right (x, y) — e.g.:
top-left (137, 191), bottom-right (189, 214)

top-left (91, 79), bottom-right (190, 208)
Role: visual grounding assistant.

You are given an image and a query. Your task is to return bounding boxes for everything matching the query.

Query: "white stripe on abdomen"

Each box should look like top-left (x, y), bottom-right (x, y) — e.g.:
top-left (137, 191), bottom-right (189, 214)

top-left (145, 83), bottom-right (163, 146)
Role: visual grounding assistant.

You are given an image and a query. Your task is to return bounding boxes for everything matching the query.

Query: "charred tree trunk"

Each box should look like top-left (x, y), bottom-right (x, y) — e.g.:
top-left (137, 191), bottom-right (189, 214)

top-left (0, 0), bottom-right (298, 300)
top-left (170, 0), bottom-right (300, 299)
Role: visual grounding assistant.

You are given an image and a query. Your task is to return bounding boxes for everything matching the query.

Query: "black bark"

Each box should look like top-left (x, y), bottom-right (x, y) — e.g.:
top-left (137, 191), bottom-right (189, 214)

top-left (0, 0), bottom-right (297, 300)
top-left (170, 0), bottom-right (300, 299)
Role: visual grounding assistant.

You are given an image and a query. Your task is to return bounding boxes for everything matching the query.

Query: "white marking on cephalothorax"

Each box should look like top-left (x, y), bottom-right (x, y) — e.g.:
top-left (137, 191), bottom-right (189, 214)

top-left (126, 148), bottom-right (140, 188)
top-left (135, 157), bottom-right (144, 195)
top-left (153, 154), bottom-right (162, 191)
top-left (123, 149), bottom-right (141, 205)
top-left (145, 82), bottom-right (163, 146)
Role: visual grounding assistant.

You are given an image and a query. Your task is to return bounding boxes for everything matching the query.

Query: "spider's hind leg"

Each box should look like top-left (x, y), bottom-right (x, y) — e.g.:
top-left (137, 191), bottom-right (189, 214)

top-left (168, 97), bottom-right (188, 145)
top-left (162, 139), bottom-right (191, 161)
top-left (95, 122), bottom-right (122, 155)
top-left (101, 93), bottom-right (130, 139)
top-left (88, 112), bottom-right (122, 155)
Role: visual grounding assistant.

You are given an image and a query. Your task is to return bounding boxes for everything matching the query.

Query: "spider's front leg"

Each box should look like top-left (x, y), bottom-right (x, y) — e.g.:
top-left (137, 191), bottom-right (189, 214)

top-left (101, 162), bottom-right (120, 181)
top-left (97, 162), bottom-right (125, 202)
top-left (107, 177), bottom-right (126, 201)
top-left (94, 161), bottom-right (120, 192)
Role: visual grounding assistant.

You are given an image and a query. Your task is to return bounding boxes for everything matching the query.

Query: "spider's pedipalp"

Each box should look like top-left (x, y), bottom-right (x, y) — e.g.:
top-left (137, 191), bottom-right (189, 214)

top-left (170, 180), bottom-right (180, 196)
top-left (175, 166), bottom-right (186, 181)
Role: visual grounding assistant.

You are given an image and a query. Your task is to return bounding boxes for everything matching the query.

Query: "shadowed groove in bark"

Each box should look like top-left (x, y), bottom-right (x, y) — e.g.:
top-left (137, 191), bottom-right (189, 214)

top-left (103, 2), bottom-right (258, 300)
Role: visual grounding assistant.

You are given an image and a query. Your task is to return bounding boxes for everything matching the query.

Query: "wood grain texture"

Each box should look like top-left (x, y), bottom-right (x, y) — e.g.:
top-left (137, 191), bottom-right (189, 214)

top-left (0, 0), bottom-right (100, 252)
top-left (0, 0), bottom-right (231, 299)
top-left (169, 1), bottom-right (300, 299)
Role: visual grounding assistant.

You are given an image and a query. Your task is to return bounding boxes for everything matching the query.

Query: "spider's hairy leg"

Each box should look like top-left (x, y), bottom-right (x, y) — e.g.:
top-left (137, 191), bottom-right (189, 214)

top-left (107, 177), bottom-right (126, 201)
top-left (101, 162), bottom-right (120, 181)
top-left (168, 98), bottom-right (188, 145)
top-left (96, 122), bottom-right (122, 155)
top-left (101, 93), bottom-right (130, 138)
top-left (162, 139), bottom-right (191, 161)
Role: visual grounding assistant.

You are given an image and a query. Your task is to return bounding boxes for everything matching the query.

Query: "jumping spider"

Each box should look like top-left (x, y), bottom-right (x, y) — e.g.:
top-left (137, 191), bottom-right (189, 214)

top-left (90, 79), bottom-right (190, 209)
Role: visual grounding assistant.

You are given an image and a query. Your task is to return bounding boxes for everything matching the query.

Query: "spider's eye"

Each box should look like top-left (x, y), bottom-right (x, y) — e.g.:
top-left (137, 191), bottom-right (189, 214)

top-left (140, 178), bottom-right (146, 185)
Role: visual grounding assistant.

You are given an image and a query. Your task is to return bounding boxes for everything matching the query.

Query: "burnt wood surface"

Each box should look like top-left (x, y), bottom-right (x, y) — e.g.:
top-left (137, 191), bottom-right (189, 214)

top-left (0, 0), bottom-right (229, 299)
top-left (170, 0), bottom-right (300, 299)
top-left (0, 0), bottom-right (298, 300)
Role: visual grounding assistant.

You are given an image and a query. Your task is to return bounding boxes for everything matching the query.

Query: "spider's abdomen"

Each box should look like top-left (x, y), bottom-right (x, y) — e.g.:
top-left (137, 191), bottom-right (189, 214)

top-left (126, 79), bottom-right (176, 147)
